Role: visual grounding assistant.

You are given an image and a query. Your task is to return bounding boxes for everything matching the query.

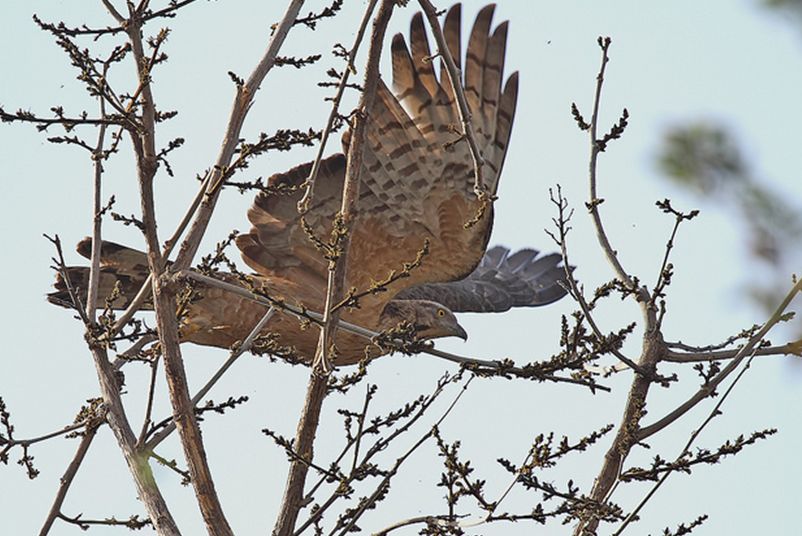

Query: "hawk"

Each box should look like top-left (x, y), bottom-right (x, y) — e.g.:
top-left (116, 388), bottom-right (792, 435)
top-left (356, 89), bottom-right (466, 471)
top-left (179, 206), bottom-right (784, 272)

top-left (49, 4), bottom-right (569, 365)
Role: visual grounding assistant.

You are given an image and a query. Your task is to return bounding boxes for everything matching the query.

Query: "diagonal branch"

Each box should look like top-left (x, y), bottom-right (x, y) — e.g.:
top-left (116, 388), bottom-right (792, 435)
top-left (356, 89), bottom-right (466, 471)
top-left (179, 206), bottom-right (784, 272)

top-left (172, 0), bottom-right (307, 271)
top-left (273, 2), bottom-right (396, 535)
top-left (105, 170), bottom-right (214, 340)
top-left (143, 307), bottom-right (277, 451)
top-left (418, 0), bottom-right (487, 203)
top-left (123, 2), bottom-right (233, 532)
top-left (298, 0), bottom-right (380, 213)
top-left (638, 276), bottom-right (802, 441)
top-left (584, 38), bottom-right (648, 308)
top-left (46, 239), bottom-right (178, 533)
top-left (332, 376), bottom-right (473, 536)
top-left (39, 423), bottom-right (101, 536)
top-left (614, 349), bottom-right (763, 536)
top-left (664, 343), bottom-right (799, 363)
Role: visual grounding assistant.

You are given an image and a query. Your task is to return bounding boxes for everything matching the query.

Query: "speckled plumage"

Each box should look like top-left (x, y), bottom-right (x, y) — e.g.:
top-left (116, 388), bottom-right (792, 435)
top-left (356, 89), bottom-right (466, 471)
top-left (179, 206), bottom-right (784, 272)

top-left (49, 5), bottom-right (569, 366)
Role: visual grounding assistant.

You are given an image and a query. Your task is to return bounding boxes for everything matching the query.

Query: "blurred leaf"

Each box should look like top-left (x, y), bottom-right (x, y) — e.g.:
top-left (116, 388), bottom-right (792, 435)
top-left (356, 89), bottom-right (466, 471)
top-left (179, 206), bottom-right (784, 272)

top-left (656, 121), bottom-right (802, 327)
top-left (764, 0), bottom-right (802, 17)
top-left (657, 124), bottom-right (747, 195)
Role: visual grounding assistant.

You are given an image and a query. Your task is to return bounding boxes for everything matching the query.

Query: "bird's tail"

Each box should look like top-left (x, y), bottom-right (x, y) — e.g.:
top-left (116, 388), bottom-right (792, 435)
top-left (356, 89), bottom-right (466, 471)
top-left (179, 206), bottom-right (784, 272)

top-left (47, 238), bottom-right (153, 311)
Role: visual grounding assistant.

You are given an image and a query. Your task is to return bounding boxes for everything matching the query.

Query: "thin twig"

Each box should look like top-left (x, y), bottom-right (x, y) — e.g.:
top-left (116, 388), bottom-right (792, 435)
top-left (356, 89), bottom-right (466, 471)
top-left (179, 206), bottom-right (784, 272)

top-left (2, 421), bottom-right (89, 450)
top-left (47, 235), bottom-right (90, 327)
top-left (85, 62), bottom-right (110, 320)
top-left (638, 277), bottom-right (802, 441)
top-left (350, 385), bottom-right (372, 475)
top-left (137, 355), bottom-right (161, 447)
top-left (151, 450), bottom-right (192, 481)
top-left (418, 0), bottom-right (487, 200)
top-left (333, 375), bottom-right (474, 536)
top-left (144, 308), bottom-right (276, 450)
top-left (297, 0), bottom-right (379, 213)
top-left (585, 38), bottom-right (646, 306)
top-left (38, 422), bottom-right (102, 536)
top-left (294, 374), bottom-right (464, 535)
top-left (549, 187), bottom-right (644, 373)
top-left (372, 515), bottom-right (454, 536)
top-left (172, 0), bottom-right (307, 271)
top-left (273, 3), bottom-right (396, 534)
top-left (113, 333), bottom-right (158, 368)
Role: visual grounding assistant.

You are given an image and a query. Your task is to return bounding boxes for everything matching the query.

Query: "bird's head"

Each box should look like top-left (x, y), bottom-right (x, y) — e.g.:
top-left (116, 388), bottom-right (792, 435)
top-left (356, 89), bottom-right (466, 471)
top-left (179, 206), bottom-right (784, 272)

top-left (379, 300), bottom-right (468, 341)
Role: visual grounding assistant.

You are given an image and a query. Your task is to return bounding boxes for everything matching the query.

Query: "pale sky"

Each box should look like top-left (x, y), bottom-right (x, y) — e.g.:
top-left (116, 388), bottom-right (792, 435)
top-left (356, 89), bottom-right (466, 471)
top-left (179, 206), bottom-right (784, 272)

top-left (2, 1), bottom-right (801, 535)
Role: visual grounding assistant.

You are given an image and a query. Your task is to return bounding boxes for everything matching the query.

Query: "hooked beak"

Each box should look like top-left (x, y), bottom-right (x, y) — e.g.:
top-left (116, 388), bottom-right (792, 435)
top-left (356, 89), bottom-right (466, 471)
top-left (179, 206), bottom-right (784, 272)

top-left (455, 323), bottom-right (468, 341)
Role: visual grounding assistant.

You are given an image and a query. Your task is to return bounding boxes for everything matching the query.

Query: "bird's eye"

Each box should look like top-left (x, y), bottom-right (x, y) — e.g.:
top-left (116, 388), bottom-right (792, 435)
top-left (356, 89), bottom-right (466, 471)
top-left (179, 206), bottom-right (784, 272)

top-left (437, 309), bottom-right (445, 317)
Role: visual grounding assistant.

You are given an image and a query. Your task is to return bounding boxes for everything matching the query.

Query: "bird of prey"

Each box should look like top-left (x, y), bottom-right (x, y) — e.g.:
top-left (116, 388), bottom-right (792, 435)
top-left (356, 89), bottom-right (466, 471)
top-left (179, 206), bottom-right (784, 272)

top-left (49, 4), bottom-right (569, 365)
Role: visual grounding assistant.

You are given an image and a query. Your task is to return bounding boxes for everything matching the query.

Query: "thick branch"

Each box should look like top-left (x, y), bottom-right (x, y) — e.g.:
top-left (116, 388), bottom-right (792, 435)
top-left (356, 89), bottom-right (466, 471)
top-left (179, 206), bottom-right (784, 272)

top-left (272, 3), bottom-right (395, 535)
top-left (124, 3), bottom-right (232, 533)
top-left (48, 236), bottom-right (178, 534)
top-left (106, 170), bottom-right (214, 340)
top-left (614, 353), bottom-right (764, 535)
top-left (172, 0), bottom-right (307, 270)
top-left (144, 308), bottom-right (277, 450)
top-left (638, 277), bottom-right (802, 441)
top-left (94, 347), bottom-right (179, 534)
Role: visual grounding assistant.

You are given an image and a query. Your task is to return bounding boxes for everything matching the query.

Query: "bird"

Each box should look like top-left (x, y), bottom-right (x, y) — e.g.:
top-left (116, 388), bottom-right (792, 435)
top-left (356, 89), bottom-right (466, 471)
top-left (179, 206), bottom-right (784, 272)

top-left (49, 4), bottom-right (569, 366)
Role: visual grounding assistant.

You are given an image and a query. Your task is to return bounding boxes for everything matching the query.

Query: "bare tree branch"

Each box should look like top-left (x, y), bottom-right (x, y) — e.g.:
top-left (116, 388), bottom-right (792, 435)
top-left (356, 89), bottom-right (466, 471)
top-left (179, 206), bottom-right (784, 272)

top-left (46, 234), bottom-right (178, 533)
top-left (548, 186), bottom-right (644, 373)
top-left (123, 2), bottom-right (233, 532)
top-left (86, 58), bottom-right (113, 320)
top-left (298, 0), bottom-right (379, 213)
top-left (638, 277), bottom-right (802, 441)
top-left (614, 349), bottom-right (766, 535)
top-left (172, 0), bottom-right (307, 270)
top-left (39, 422), bottom-right (101, 536)
top-left (334, 375), bottom-right (473, 536)
top-left (144, 307), bottom-right (277, 450)
top-left (575, 38), bottom-right (666, 536)
top-left (582, 39), bottom-right (644, 303)
top-left (273, 3), bottom-right (396, 534)
top-left (418, 0), bottom-right (490, 213)
top-left (664, 343), bottom-right (800, 362)
top-left (106, 170), bottom-right (214, 340)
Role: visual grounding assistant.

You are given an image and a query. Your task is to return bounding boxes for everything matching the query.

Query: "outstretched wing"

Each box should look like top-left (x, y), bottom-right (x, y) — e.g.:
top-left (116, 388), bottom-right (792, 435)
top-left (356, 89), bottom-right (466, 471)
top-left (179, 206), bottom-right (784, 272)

top-left (393, 246), bottom-right (569, 313)
top-left (236, 4), bottom-right (518, 312)
top-left (47, 238), bottom-right (153, 310)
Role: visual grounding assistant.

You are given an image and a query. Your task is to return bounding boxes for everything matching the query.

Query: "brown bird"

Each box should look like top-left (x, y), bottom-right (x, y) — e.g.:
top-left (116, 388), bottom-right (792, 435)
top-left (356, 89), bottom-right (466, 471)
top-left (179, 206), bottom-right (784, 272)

top-left (49, 4), bottom-right (569, 365)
